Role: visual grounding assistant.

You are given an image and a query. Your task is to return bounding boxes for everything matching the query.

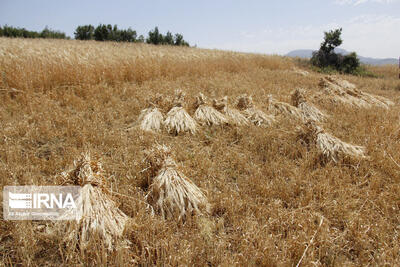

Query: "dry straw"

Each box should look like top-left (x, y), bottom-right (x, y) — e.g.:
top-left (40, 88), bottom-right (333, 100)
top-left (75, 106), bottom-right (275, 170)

top-left (266, 94), bottom-right (303, 120)
top-left (164, 90), bottom-right (197, 134)
top-left (136, 94), bottom-right (164, 132)
top-left (236, 94), bottom-right (275, 127)
top-left (291, 88), bottom-right (327, 123)
top-left (316, 76), bottom-right (394, 109)
top-left (194, 93), bottom-right (228, 126)
top-left (299, 122), bottom-right (367, 162)
top-left (213, 96), bottom-right (249, 125)
top-left (59, 152), bottom-right (129, 250)
top-left (144, 144), bottom-right (208, 221)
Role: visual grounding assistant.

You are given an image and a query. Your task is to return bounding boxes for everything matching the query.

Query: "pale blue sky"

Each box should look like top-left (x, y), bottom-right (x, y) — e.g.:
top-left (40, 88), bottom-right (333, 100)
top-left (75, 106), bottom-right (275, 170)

top-left (0, 0), bottom-right (399, 58)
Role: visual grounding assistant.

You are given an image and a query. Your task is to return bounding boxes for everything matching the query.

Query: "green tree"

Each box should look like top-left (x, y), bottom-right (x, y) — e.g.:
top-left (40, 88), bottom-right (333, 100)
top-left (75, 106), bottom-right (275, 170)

top-left (94, 24), bottom-right (109, 41)
top-left (137, 35), bottom-right (144, 43)
top-left (74, 25), bottom-right (95, 40)
top-left (146, 26), bottom-right (163, 45)
top-left (174, 33), bottom-right (189, 46)
top-left (320, 28), bottom-right (342, 54)
top-left (163, 31), bottom-right (174, 45)
top-left (311, 28), bottom-right (359, 74)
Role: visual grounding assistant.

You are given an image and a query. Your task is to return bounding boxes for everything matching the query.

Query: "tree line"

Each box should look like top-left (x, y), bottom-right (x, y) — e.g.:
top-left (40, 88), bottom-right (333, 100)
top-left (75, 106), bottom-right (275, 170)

top-left (0, 25), bottom-right (68, 39)
top-left (0, 24), bottom-right (189, 46)
top-left (75, 24), bottom-right (189, 46)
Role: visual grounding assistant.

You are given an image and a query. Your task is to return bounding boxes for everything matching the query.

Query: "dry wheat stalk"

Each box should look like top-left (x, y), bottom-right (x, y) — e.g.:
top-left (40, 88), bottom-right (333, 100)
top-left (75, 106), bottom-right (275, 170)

top-left (236, 94), bottom-right (275, 127)
top-left (213, 96), bottom-right (249, 126)
top-left (194, 93), bottom-right (228, 126)
top-left (144, 145), bottom-right (208, 221)
top-left (164, 90), bottom-right (197, 134)
top-left (291, 89), bottom-right (327, 123)
top-left (59, 152), bottom-right (129, 250)
top-left (266, 94), bottom-right (303, 120)
top-left (300, 122), bottom-right (367, 162)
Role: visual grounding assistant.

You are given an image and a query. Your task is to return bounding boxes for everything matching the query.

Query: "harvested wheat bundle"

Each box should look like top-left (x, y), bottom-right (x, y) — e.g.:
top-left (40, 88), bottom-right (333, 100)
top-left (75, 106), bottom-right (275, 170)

top-left (291, 89), bottom-right (327, 123)
top-left (164, 90), bottom-right (197, 134)
top-left (164, 107), bottom-right (197, 134)
top-left (129, 94), bottom-right (164, 132)
top-left (266, 94), bottom-right (303, 120)
top-left (236, 94), bottom-right (275, 127)
top-left (144, 145), bottom-right (208, 220)
top-left (316, 77), bottom-right (370, 108)
top-left (213, 96), bottom-right (249, 125)
top-left (59, 152), bottom-right (129, 250)
top-left (137, 107), bottom-right (164, 132)
top-left (300, 122), bottom-right (367, 162)
top-left (317, 76), bottom-right (393, 109)
top-left (194, 93), bottom-right (228, 126)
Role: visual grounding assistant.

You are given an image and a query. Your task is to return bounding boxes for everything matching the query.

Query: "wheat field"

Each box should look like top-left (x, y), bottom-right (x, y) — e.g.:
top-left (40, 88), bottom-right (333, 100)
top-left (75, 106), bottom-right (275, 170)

top-left (0, 37), bottom-right (399, 266)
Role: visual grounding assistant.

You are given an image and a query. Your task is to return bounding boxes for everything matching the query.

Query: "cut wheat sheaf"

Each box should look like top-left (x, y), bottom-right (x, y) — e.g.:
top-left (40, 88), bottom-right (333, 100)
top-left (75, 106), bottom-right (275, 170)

top-left (163, 90), bottom-right (197, 134)
top-left (299, 122), bottom-right (367, 162)
top-left (236, 94), bottom-right (276, 127)
top-left (144, 145), bottom-right (209, 221)
top-left (291, 88), bottom-right (327, 123)
top-left (315, 76), bottom-right (394, 109)
top-left (213, 96), bottom-right (249, 126)
top-left (58, 152), bottom-right (129, 250)
top-left (194, 93), bottom-right (228, 126)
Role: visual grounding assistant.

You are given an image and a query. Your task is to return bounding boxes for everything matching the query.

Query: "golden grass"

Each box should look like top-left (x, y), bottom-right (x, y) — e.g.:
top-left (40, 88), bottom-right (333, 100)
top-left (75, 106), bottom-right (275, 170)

top-left (1, 37), bottom-right (400, 266)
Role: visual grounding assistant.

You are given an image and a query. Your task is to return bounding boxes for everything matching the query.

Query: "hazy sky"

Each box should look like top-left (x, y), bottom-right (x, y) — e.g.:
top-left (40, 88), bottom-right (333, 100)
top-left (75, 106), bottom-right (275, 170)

top-left (1, 0), bottom-right (399, 58)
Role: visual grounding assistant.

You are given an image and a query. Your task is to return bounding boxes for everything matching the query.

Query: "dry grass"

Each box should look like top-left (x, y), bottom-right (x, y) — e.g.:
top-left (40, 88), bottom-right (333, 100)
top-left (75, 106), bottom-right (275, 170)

top-left (1, 37), bottom-right (400, 266)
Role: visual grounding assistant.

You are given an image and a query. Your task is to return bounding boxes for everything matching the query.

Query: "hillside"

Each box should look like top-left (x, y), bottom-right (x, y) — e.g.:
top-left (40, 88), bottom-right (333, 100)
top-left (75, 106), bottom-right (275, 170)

top-left (1, 37), bottom-right (400, 266)
top-left (286, 48), bottom-right (398, 66)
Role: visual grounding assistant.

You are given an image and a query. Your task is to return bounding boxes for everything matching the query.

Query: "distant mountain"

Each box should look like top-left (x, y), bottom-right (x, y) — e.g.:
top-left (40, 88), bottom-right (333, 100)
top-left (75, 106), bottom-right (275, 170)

top-left (286, 48), bottom-right (397, 66)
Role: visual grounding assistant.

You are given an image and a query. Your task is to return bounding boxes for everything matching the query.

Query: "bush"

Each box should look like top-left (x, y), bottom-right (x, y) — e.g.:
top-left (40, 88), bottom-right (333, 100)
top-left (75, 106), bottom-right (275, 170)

top-left (340, 52), bottom-right (360, 74)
